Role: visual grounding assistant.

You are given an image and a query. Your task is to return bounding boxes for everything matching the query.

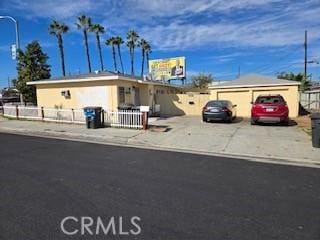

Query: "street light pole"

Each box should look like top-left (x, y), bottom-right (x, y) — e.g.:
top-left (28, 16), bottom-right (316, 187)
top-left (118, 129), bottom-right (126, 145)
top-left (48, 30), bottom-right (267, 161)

top-left (0, 15), bottom-right (20, 50)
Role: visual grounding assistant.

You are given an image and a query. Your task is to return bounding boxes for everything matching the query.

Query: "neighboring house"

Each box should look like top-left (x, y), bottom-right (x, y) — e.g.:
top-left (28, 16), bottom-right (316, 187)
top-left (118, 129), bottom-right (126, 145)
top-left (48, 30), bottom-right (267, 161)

top-left (27, 71), bottom-right (183, 114)
top-left (0, 88), bottom-right (21, 105)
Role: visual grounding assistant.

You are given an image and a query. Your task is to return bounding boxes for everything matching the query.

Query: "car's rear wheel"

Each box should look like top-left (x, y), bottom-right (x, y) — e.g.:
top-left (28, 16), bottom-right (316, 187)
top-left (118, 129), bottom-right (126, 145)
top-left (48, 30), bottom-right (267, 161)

top-left (225, 117), bottom-right (232, 123)
top-left (282, 119), bottom-right (289, 126)
top-left (202, 116), bottom-right (208, 122)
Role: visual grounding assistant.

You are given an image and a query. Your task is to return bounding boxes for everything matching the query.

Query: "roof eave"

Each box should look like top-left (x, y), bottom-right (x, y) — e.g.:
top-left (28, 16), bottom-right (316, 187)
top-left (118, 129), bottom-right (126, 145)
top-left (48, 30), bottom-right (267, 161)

top-left (26, 75), bottom-right (180, 87)
top-left (209, 82), bottom-right (300, 89)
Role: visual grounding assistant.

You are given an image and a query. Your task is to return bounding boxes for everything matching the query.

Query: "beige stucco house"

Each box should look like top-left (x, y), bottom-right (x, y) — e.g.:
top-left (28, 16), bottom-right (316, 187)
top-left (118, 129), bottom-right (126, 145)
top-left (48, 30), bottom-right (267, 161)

top-left (27, 73), bottom-right (300, 118)
top-left (27, 71), bottom-right (182, 114)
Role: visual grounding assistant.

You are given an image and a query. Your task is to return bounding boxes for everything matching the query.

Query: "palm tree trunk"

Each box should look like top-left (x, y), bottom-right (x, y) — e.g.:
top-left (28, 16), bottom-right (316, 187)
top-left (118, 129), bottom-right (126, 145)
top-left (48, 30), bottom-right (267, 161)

top-left (117, 45), bottom-right (124, 74)
top-left (96, 34), bottom-right (104, 71)
top-left (58, 35), bottom-right (66, 76)
top-left (130, 47), bottom-right (134, 76)
top-left (112, 45), bottom-right (117, 72)
top-left (141, 49), bottom-right (145, 77)
top-left (84, 30), bottom-right (92, 73)
top-left (146, 52), bottom-right (150, 73)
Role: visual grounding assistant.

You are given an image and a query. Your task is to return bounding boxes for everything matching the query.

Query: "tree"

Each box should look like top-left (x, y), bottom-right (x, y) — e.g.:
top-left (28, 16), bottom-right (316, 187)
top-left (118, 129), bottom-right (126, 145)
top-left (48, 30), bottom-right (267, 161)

top-left (145, 41), bottom-right (151, 73)
top-left (126, 30), bottom-right (139, 76)
top-left (13, 41), bottom-right (51, 104)
top-left (106, 37), bottom-right (117, 72)
top-left (114, 36), bottom-right (124, 74)
top-left (76, 15), bottom-right (92, 73)
top-left (138, 38), bottom-right (149, 77)
top-left (277, 72), bottom-right (310, 91)
top-left (89, 23), bottom-right (105, 71)
top-left (49, 20), bottom-right (69, 76)
top-left (192, 73), bottom-right (213, 88)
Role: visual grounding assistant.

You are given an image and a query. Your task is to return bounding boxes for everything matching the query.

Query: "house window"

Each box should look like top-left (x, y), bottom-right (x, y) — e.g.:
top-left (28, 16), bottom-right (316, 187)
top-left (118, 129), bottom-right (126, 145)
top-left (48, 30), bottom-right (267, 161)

top-left (118, 87), bottom-right (125, 104)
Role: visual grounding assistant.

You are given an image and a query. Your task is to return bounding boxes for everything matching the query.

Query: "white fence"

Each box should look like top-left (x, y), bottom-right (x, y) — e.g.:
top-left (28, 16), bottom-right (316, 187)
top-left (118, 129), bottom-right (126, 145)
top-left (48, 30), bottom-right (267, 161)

top-left (0, 106), bottom-right (144, 129)
top-left (300, 92), bottom-right (320, 110)
top-left (104, 110), bottom-right (143, 129)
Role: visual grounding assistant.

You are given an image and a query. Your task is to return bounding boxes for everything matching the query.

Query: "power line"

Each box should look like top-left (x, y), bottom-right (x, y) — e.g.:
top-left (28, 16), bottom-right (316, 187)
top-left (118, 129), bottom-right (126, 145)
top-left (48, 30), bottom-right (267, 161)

top-left (249, 45), bottom-right (302, 74)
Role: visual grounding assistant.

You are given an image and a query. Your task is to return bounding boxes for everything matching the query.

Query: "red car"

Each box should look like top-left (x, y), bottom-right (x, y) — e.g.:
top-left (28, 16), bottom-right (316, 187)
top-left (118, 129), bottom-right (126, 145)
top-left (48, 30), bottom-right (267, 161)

top-left (251, 95), bottom-right (289, 125)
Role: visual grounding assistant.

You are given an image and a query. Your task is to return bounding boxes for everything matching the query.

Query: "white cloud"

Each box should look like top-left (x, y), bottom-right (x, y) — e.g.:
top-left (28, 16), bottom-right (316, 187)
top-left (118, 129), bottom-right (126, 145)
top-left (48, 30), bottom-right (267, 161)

top-left (3, 0), bottom-right (320, 51)
top-left (138, 2), bottom-right (320, 50)
top-left (5, 0), bottom-right (98, 19)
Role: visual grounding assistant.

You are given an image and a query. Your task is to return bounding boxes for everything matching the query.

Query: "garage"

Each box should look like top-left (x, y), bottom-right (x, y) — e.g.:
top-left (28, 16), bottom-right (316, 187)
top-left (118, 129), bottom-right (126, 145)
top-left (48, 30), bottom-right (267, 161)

top-left (210, 74), bottom-right (300, 118)
top-left (217, 90), bottom-right (251, 117)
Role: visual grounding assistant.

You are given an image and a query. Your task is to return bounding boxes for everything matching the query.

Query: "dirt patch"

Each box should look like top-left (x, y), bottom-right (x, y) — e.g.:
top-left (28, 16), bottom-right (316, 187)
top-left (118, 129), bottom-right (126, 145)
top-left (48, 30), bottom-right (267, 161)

top-left (294, 115), bottom-right (311, 135)
top-left (148, 125), bottom-right (171, 132)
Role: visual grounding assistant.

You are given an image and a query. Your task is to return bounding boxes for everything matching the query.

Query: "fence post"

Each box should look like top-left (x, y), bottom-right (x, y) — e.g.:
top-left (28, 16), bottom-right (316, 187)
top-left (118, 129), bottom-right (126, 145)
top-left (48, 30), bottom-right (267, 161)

top-left (142, 112), bottom-right (148, 130)
top-left (101, 109), bottom-right (105, 126)
top-left (41, 107), bottom-right (44, 121)
top-left (15, 105), bottom-right (19, 120)
top-left (140, 106), bottom-right (150, 130)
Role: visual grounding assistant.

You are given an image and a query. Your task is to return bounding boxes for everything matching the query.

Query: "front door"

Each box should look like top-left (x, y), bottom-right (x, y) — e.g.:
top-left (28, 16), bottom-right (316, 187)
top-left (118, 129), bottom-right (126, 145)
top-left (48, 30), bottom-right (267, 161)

top-left (134, 88), bottom-right (140, 106)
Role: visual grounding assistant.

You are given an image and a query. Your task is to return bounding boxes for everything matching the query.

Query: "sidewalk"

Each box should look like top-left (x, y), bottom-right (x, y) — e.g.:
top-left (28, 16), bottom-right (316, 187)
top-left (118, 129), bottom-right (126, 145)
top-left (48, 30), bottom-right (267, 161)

top-left (0, 116), bottom-right (319, 167)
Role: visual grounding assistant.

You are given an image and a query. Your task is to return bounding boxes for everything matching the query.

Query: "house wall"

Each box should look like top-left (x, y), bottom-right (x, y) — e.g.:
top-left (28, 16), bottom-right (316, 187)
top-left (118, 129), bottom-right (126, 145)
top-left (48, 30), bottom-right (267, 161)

top-left (34, 79), bottom-right (180, 111)
top-left (34, 78), bottom-right (299, 117)
top-left (210, 85), bottom-right (299, 117)
top-left (155, 93), bottom-right (210, 116)
top-left (36, 80), bottom-right (118, 110)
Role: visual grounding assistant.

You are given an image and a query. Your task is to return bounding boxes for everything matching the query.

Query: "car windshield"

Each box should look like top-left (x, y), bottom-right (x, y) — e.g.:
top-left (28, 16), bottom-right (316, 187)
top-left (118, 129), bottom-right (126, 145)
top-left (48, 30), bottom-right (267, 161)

top-left (255, 96), bottom-right (284, 104)
top-left (207, 101), bottom-right (229, 107)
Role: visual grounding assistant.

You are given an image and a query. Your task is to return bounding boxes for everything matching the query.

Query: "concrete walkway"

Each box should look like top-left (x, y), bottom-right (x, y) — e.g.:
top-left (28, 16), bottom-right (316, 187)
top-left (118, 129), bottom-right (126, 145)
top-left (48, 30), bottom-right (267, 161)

top-left (0, 116), bottom-right (319, 167)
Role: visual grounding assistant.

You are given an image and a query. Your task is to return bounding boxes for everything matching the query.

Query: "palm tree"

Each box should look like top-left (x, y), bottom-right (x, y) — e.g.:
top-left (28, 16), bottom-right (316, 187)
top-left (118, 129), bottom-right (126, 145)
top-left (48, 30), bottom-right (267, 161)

top-left (138, 38), bottom-right (148, 77)
top-left (89, 23), bottom-right (105, 71)
top-left (114, 36), bottom-right (124, 74)
top-left (126, 30), bottom-right (139, 76)
top-left (49, 20), bottom-right (69, 76)
top-left (106, 37), bottom-right (117, 72)
top-left (145, 42), bottom-right (151, 73)
top-left (76, 15), bottom-right (92, 73)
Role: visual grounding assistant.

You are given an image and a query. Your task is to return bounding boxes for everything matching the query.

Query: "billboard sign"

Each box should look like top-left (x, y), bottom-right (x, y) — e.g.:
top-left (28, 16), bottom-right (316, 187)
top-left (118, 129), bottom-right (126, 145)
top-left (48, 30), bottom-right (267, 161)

top-left (148, 57), bottom-right (186, 81)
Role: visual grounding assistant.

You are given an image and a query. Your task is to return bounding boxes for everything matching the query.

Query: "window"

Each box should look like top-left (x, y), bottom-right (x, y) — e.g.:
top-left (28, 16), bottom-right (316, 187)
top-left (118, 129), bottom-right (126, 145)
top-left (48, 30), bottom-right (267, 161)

top-left (255, 96), bottom-right (285, 104)
top-left (118, 87), bottom-right (125, 104)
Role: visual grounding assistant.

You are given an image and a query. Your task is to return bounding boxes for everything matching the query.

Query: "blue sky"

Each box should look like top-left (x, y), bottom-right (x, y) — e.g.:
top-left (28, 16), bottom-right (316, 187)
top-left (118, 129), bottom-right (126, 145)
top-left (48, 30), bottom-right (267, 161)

top-left (0, 0), bottom-right (320, 88)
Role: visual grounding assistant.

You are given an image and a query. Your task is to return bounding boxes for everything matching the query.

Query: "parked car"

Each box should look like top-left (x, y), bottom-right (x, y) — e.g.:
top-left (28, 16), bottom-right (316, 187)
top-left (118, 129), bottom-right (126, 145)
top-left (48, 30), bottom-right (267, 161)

top-left (202, 100), bottom-right (237, 123)
top-left (251, 94), bottom-right (289, 125)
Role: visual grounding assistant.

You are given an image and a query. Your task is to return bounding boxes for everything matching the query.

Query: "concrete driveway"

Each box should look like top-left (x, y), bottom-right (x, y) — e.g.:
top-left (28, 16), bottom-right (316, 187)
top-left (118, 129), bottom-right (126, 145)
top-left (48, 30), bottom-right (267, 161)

top-left (131, 116), bottom-right (320, 163)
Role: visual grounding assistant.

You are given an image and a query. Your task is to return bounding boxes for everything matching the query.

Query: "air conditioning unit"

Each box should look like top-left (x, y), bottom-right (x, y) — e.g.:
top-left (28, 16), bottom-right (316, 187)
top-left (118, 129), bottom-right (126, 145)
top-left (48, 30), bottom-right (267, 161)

top-left (61, 90), bottom-right (70, 97)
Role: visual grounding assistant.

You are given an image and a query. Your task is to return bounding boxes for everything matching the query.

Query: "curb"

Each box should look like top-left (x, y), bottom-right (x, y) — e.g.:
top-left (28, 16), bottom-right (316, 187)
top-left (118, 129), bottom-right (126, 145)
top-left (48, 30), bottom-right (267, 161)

top-left (0, 126), bottom-right (319, 169)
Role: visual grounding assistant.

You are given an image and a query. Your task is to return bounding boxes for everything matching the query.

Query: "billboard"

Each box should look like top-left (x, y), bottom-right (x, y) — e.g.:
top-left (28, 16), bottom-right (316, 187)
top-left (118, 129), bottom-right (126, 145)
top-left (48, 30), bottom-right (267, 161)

top-left (148, 57), bottom-right (186, 81)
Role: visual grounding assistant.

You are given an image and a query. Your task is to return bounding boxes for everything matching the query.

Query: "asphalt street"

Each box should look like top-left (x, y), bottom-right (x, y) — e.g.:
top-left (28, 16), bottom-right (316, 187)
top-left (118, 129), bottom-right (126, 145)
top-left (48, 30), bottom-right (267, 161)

top-left (0, 133), bottom-right (319, 240)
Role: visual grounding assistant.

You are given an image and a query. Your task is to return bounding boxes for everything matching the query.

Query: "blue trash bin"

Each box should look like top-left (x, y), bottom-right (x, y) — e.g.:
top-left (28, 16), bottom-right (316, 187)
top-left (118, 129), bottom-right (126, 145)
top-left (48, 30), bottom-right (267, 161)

top-left (84, 107), bottom-right (102, 129)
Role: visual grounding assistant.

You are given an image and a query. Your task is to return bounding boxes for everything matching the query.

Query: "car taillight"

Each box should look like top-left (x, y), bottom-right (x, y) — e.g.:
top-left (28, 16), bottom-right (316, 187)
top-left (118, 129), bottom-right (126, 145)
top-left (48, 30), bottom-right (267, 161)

top-left (202, 106), bottom-right (208, 112)
top-left (222, 107), bottom-right (230, 112)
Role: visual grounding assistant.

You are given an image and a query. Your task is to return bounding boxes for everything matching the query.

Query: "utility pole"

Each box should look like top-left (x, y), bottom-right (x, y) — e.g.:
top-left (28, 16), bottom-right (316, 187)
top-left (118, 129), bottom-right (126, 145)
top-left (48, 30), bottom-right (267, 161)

top-left (237, 66), bottom-right (241, 79)
top-left (304, 30), bottom-right (307, 91)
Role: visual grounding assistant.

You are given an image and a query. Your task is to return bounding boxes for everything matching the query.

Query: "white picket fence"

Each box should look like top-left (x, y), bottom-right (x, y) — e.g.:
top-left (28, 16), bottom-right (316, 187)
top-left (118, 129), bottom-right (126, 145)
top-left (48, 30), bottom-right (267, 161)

top-left (104, 110), bottom-right (143, 129)
top-left (1, 105), bottom-right (144, 129)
